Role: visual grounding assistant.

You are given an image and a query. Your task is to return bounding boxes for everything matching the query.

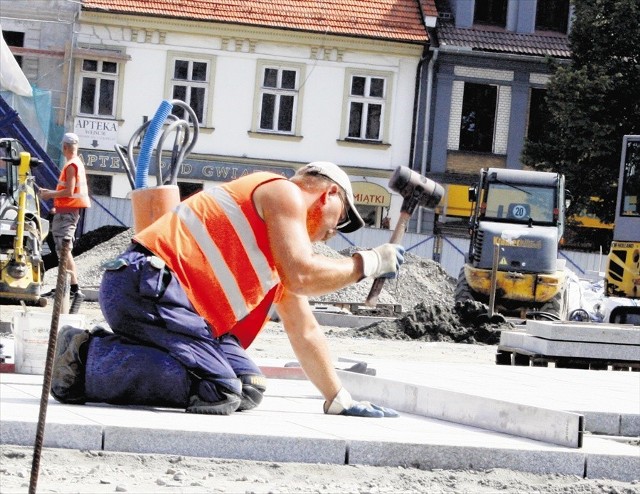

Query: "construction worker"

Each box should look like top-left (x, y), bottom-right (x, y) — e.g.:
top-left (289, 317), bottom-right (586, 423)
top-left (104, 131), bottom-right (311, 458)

top-left (39, 132), bottom-right (91, 313)
top-left (51, 162), bottom-right (404, 417)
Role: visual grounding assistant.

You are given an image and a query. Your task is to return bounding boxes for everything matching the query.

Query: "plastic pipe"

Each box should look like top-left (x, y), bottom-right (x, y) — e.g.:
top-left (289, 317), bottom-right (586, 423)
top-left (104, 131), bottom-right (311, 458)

top-left (135, 100), bottom-right (173, 189)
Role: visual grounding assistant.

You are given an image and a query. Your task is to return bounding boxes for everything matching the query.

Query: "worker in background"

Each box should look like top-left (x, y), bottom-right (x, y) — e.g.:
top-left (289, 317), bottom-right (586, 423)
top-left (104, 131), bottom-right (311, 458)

top-left (51, 162), bottom-right (405, 417)
top-left (39, 132), bottom-right (91, 314)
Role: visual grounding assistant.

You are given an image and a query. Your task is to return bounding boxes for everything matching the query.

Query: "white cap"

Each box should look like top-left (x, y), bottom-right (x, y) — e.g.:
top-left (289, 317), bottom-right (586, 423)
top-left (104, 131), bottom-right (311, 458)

top-left (62, 132), bottom-right (79, 145)
top-left (296, 161), bottom-right (364, 233)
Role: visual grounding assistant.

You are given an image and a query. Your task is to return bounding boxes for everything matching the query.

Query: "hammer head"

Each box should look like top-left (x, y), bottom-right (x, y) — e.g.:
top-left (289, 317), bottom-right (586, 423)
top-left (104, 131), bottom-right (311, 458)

top-left (389, 166), bottom-right (445, 213)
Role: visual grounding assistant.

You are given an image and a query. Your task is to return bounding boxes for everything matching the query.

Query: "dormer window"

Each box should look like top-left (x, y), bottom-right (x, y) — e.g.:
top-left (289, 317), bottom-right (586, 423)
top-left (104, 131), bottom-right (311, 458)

top-left (474, 0), bottom-right (507, 28)
top-left (536, 0), bottom-right (570, 33)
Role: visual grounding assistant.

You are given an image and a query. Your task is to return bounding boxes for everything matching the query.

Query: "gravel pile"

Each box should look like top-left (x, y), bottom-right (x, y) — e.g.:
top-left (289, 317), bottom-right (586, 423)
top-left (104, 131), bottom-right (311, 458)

top-left (45, 227), bottom-right (510, 344)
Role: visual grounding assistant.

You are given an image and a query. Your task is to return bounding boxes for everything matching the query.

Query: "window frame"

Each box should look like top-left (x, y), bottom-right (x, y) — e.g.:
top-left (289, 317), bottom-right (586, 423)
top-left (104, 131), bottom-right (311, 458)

top-left (341, 69), bottom-right (393, 144)
top-left (164, 51), bottom-right (216, 127)
top-left (459, 82), bottom-right (498, 153)
top-left (252, 61), bottom-right (305, 136)
top-left (75, 54), bottom-right (124, 120)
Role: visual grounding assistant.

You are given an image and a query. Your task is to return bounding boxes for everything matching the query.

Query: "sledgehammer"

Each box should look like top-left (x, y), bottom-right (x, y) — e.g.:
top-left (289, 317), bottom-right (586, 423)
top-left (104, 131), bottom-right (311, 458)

top-left (365, 166), bottom-right (444, 306)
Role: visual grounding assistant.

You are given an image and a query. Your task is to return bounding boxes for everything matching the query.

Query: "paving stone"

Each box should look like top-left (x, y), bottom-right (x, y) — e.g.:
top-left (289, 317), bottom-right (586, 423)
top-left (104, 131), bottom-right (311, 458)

top-left (500, 331), bottom-right (640, 361)
top-left (349, 441), bottom-right (586, 476)
top-left (526, 320), bottom-right (640, 345)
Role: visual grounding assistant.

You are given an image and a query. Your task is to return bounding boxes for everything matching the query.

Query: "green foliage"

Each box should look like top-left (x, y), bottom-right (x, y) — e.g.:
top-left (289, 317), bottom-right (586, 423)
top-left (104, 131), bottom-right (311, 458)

top-left (521, 0), bottom-right (640, 224)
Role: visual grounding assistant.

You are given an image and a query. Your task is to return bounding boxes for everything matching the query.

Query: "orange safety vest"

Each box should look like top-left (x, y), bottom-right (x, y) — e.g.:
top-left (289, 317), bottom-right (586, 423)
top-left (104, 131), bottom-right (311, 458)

top-left (54, 157), bottom-right (91, 209)
top-left (135, 172), bottom-right (286, 348)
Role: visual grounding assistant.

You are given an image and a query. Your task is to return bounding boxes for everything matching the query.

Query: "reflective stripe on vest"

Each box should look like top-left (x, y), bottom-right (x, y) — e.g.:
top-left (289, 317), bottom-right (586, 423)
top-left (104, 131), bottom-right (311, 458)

top-left (134, 172), bottom-right (283, 337)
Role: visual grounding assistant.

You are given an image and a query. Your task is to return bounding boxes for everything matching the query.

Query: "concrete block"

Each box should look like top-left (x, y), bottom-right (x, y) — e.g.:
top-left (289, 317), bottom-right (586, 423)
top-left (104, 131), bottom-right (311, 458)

top-left (104, 426), bottom-right (346, 464)
top-left (581, 411), bottom-right (623, 435)
top-left (583, 437), bottom-right (640, 482)
top-left (500, 331), bottom-right (640, 361)
top-left (621, 413), bottom-right (640, 437)
top-left (526, 320), bottom-right (640, 345)
top-left (0, 420), bottom-right (103, 450)
top-left (348, 441), bottom-right (586, 476)
top-left (338, 371), bottom-right (584, 448)
top-left (312, 311), bottom-right (393, 328)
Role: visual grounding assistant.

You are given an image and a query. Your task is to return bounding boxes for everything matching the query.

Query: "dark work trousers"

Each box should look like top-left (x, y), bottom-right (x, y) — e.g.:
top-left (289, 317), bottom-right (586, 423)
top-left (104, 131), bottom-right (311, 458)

top-left (85, 244), bottom-right (262, 407)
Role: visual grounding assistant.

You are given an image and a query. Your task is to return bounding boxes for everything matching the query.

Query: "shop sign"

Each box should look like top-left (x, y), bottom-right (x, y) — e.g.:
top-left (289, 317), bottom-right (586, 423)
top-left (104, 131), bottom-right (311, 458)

top-left (74, 117), bottom-right (118, 151)
top-left (78, 149), bottom-right (295, 182)
top-left (351, 181), bottom-right (391, 207)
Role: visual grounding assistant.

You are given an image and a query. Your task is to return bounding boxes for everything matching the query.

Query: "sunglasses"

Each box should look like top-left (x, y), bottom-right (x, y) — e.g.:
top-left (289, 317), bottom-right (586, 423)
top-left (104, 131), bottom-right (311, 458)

top-left (335, 191), bottom-right (351, 229)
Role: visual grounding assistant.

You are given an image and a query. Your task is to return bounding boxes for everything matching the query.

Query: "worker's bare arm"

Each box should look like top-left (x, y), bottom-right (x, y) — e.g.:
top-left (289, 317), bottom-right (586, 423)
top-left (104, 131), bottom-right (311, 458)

top-left (275, 289), bottom-right (342, 402)
top-left (255, 179), bottom-right (363, 296)
top-left (40, 166), bottom-right (77, 200)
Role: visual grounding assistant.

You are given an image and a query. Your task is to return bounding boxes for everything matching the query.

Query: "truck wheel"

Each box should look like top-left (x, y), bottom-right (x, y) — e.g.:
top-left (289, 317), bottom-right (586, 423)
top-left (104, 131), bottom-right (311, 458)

top-left (454, 267), bottom-right (475, 304)
top-left (538, 285), bottom-right (568, 320)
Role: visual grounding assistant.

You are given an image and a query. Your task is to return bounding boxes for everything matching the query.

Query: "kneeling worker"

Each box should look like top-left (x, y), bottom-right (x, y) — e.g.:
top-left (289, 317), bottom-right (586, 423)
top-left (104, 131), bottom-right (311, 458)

top-left (51, 162), bottom-right (404, 417)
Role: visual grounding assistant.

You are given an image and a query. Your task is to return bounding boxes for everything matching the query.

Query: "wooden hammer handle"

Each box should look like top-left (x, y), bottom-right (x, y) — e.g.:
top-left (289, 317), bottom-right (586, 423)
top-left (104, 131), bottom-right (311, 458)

top-left (365, 211), bottom-right (410, 307)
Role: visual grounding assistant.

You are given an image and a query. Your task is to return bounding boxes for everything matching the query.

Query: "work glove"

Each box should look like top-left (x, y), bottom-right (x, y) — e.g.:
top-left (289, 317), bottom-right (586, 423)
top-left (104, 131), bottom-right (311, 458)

top-left (323, 388), bottom-right (399, 418)
top-left (354, 244), bottom-right (405, 280)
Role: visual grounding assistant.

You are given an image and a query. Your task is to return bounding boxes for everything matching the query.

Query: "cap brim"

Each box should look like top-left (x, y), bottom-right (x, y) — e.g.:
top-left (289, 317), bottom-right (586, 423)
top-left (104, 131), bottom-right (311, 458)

top-left (337, 196), bottom-right (365, 233)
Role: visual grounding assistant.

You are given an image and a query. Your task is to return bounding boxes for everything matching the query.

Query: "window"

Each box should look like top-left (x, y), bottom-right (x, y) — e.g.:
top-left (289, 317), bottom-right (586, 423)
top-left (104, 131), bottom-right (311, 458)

top-left (536, 0), bottom-right (570, 33)
top-left (170, 58), bottom-right (210, 124)
top-left (621, 139), bottom-right (640, 217)
top-left (86, 174), bottom-right (111, 196)
top-left (474, 0), bottom-right (508, 27)
top-left (2, 31), bottom-right (24, 66)
top-left (258, 67), bottom-right (299, 133)
top-left (459, 83), bottom-right (497, 153)
top-left (347, 75), bottom-right (386, 141)
top-left (527, 88), bottom-right (547, 144)
top-left (177, 181), bottom-right (203, 200)
top-left (79, 59), bottom-right (119, 117)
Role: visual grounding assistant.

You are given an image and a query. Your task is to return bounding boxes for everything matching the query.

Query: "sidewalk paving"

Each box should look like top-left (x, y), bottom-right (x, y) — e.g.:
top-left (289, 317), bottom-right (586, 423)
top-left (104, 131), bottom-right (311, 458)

top-left (1, 353), bottom-right (638, 482)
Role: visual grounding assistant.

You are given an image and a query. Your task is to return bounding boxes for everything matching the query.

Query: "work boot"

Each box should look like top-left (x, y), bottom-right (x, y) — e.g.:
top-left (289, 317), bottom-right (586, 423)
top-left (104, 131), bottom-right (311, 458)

top-left (51, 326), bottom-right (91, 404)
top-left (238, 374), bottom-right (267, 411)
top-left (69, 290), bottom-right (86, 314)
top-left (186, 392), bottom-right (242, 415)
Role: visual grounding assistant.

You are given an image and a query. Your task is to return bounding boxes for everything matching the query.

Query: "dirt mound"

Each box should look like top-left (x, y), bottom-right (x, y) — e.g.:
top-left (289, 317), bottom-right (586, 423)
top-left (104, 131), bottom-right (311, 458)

top-left (343, 300), bottom-right (512, 344)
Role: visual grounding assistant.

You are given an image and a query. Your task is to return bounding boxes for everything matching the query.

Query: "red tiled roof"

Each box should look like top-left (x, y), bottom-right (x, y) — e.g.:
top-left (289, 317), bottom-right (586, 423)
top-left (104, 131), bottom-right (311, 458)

top-left (438, 24), bottom-right (570, 58)
top-left (82, 0), bottom-right (431, 43)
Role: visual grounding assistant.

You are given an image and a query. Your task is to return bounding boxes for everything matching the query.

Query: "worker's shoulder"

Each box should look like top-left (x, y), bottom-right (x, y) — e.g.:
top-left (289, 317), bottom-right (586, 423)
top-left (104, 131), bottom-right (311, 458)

top-left (254, 175), bottom-right (301, 207)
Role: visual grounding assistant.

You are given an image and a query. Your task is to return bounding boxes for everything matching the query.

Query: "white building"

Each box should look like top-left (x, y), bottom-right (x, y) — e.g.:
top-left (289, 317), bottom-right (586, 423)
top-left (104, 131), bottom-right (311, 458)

top-left (71, 0), bottom-right (436, 229)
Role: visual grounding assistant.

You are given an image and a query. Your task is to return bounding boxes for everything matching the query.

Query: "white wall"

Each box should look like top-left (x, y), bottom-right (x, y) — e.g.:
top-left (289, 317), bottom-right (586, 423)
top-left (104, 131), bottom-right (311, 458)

top-left (76, 14), bottom-right (422, 174)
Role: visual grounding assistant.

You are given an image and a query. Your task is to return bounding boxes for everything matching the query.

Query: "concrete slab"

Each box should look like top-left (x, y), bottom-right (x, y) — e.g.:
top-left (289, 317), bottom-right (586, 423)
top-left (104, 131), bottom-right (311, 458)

top-left (526, 320), bottom-right (640, 345)
top-left (500, 331), bottom-right (640, 361)
top-left (312, 310), bottom-right (393, 328)
top-left (337, 370), bottom-right (584, 448)
top-left (2, 366), bottom-right (639, 482)
top-left (336, 356), bottom-right (640, 437)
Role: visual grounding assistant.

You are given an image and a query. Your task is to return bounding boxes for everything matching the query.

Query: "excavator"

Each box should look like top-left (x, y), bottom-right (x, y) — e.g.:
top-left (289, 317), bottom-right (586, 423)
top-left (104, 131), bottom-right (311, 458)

top-left (0, 137), bottom-right (49, 306)
top-left (605, 135), bottom-right (640, 324)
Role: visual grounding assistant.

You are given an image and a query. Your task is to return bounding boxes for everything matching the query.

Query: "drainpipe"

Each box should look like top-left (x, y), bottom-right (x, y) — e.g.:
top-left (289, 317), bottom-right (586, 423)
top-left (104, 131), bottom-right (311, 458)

top-left (416, 46), bottom-right (439, 233)
top-left (420, 47), bottom-right (438, 177)
top-left (410, 45), bottom-right (429, 170)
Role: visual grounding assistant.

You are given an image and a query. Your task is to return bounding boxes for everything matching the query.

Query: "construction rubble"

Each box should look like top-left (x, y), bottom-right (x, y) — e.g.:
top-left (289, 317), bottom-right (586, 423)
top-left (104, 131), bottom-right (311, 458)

top-left (44, 227), bottom-right (513, 345)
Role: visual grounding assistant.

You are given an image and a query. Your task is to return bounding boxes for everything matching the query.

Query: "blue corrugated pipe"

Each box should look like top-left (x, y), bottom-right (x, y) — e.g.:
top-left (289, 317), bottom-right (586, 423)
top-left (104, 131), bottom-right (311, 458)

top-left (135, 99), bottom-right (173, 189)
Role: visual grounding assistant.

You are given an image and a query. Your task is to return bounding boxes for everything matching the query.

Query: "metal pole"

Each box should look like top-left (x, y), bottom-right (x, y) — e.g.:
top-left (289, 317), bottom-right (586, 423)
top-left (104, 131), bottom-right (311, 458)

top-left (488, 240), bottom-right (500, 318)
top-left (29, 238), bottom-right (70, 494)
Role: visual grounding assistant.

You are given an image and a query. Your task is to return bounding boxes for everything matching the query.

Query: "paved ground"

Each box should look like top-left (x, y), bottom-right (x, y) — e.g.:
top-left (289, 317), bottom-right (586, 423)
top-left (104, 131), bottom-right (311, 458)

top-left (1, 343), bottom-right (638, 483)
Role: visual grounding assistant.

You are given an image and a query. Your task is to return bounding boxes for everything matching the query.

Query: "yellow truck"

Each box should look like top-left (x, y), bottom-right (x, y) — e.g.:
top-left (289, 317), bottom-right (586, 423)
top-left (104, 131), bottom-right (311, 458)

top-left (605, 135), bottom-right (640, 324)
top-left (455, 168), bottom-right (569, 319)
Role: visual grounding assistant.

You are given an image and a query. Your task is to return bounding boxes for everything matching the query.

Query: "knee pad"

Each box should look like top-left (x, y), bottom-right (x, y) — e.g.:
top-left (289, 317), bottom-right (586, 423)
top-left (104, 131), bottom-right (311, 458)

top-left (238, 374), bottom-right (267, 411)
